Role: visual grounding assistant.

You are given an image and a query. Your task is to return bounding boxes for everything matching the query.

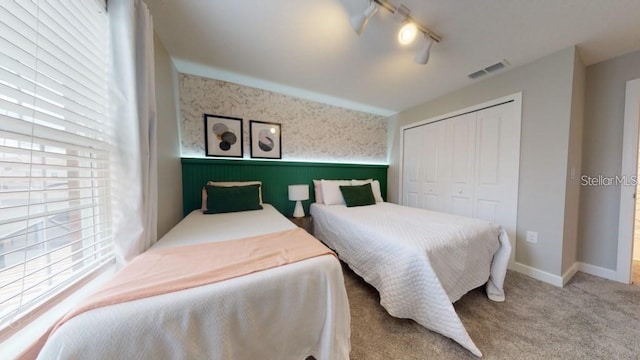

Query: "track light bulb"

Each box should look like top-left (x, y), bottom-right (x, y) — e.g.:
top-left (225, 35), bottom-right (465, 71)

top-left (398, 23), bottom-right (418, 45)
top-left (350, 2), bottom-right (378, 35)
top-left (414, 37), bottom-right (435, 65)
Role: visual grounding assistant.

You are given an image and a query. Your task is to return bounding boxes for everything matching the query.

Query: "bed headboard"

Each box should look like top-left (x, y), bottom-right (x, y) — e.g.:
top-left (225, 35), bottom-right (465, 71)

top-left (181, 158), bottom-right (389, 217)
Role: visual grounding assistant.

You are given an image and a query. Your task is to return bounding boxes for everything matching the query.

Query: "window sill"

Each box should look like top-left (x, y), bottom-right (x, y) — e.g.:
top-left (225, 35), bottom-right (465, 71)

top-left (0, 263), bottom-right (117, 359)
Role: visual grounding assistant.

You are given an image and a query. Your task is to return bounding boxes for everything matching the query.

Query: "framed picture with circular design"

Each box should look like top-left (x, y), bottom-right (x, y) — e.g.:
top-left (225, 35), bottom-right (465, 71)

top-left (250, 120), bottom-right (281, 159)
top-left (204, 114), bottom-right (243, 158)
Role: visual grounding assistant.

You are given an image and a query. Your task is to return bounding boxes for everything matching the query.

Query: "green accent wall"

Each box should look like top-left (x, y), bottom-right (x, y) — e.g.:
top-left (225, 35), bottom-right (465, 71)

top-left (182, 158), bottom-right (389, 217)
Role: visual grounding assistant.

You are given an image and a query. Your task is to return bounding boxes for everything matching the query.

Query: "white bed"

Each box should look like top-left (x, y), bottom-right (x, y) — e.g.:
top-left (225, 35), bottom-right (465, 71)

top-left (310, 202), bottom-right (510, 357)
top-left (39, 204), bottom-right (351, 360)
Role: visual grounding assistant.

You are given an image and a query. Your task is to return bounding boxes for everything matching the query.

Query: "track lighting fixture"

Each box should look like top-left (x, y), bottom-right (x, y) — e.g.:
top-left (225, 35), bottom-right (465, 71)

top-left (350, 1), bottom-right (378, 35)
top-left (414, 36), bottom-right (435, 65)
top-left (349, 0), bottom-right (441, 65)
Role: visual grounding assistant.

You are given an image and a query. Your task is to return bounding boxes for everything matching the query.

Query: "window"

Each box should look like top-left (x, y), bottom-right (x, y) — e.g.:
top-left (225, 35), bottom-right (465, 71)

top-left (0, 0), bottom-right (112, 329)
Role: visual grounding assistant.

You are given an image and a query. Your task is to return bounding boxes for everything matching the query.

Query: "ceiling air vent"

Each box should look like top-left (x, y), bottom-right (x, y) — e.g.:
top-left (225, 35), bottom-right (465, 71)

top-left (468, 70), bottom-right (487, 79)
top-left (468, 60), bottom-right (510, 80)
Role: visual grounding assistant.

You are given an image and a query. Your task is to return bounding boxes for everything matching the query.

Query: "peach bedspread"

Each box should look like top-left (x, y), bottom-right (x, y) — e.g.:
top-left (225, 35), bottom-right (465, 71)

top-left (53, 227), bottom-right (334, 333)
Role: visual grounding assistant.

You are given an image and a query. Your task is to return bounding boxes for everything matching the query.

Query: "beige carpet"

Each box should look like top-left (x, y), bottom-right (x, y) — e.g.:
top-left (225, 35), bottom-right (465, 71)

top-left (343, 263), bottom-right (640, 359)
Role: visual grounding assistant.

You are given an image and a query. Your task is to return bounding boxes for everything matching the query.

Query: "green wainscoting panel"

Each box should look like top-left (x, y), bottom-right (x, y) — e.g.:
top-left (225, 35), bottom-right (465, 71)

top-left (181, 158), bottom-right (389, 217)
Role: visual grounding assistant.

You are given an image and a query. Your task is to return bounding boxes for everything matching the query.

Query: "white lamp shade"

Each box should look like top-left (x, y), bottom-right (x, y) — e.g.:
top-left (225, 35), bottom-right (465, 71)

top-left (415, 37), bottom-right (435, 65)
top-left (288, 184), bottom-right (309, 201)
top-left (350, 2), bottom-right (378, 35)
top-left (289, 184), bottom-right (309, 218)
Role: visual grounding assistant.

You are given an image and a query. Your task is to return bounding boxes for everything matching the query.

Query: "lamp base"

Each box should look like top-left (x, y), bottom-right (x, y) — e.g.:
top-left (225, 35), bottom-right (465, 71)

top-left (293, 200), bottom-right (305, 218)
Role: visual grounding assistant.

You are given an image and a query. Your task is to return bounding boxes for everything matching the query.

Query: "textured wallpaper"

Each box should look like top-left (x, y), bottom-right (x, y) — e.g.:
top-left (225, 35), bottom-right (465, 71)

top-left (179, 74), bottom-right (388, 163)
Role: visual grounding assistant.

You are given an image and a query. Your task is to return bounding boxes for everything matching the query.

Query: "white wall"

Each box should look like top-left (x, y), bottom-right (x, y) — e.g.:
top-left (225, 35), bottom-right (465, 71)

top-left (154, 33), bottom-right (183, 238)
top-left (580, 49), bottom-right (640, 269)
top-left (389, 47), bottom-right (579, 277)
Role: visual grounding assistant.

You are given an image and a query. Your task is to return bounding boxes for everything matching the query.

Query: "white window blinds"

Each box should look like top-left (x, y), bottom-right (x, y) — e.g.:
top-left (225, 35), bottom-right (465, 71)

top-left (0, 0), bottom-right (112, 328)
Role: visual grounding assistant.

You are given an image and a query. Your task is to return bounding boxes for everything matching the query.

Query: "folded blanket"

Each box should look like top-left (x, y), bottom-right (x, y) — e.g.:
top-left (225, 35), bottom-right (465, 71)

top-left (52, 228), bottom-right (334, 334)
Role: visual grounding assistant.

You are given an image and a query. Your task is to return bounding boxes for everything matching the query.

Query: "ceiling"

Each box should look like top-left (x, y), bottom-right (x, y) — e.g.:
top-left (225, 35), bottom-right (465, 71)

top-left (146, 0), bottom-right (640, 116)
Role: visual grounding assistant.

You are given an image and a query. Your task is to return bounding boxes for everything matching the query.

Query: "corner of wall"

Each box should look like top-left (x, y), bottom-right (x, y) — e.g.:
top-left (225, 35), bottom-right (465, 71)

top-left (578, 48), bottom-right (640, 272)
top-left (386, 114), bottom-right (399, 203)
top-left (171, 59), bottom-right (182, 156)
top-left (561, 46), bottom-right (587, 273)
top-left (154, 32), bottom-right (184, 238)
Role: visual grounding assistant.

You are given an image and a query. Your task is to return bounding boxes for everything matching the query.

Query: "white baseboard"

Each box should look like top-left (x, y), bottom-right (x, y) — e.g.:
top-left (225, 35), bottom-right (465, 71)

top-left (512, 262), bottom-right (563, 287)
top-left (577, 262), bottom-right (618, 282)
top-left (512, 261), bottom-right (620, 287)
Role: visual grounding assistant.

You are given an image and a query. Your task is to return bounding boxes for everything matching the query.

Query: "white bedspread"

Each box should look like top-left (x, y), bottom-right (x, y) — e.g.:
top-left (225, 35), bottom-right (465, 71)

top-left (39, 205), bottom-right (351, 360)
top-left (310, 202), bottom-right (510, 357)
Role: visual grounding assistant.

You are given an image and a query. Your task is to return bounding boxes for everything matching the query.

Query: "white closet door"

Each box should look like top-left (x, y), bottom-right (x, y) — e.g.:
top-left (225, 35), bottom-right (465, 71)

top-left (401, 96), bottom-right (521, 267)
top-left (444, 113), bottom-right (476, 217)
top-left (473, 103), bottom-right (520, 245)
top-left (402, 121), bottom-right (448, 211)
top-left (420, 121), bottom-right (448, 211)
top-left (401, 102), bottom-right (519, 224)
top-left (402, 125), bottom-right (423, 208)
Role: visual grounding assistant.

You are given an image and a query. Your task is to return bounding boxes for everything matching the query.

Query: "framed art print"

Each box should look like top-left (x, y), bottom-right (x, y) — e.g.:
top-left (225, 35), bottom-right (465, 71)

top-left (250, 120), bottom-right (281, 159)
top-left (204, 114), bottom-right (243, 158)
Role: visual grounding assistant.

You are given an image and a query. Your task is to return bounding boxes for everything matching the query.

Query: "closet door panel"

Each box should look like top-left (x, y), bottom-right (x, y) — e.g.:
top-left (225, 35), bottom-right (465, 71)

top-left (475, 199), bottom-right (500, 224)
top-left (402, 125), bottom-right (423, 207)
top-left (401, 121), bottom-right (448, 212)
top-left (420, 121), bottom-right (448, 211)
top-left (446, 113), bottom-right (476, 217)
top-left (473, 103), bottom-right (519, 239)
top-left (476, 113), bottom-right (501, 186)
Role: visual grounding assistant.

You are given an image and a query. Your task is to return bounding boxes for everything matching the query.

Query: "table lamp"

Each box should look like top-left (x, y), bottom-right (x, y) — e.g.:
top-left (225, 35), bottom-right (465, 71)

top-left (288, 184), bottom-right (309, 218)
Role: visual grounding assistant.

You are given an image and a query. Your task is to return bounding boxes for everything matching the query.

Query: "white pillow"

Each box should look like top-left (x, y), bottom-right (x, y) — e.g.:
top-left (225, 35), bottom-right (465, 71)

top-left (352, 179), bottom-right (383, 202)
top-left (351, 179), bottom-right (372, 186)
top-left (201, 180), bottom-right (263, 211)
top-left (320, 179), bottom-right (351, 205)
top-left (313, 179), bottom-right (324, 204)
top-left (371, 180), bottom-right (384, 202)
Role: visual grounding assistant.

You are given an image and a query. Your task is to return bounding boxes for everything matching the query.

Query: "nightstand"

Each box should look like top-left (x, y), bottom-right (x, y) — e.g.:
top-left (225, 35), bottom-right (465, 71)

top-left (289, 216), bottom-right (313, 234)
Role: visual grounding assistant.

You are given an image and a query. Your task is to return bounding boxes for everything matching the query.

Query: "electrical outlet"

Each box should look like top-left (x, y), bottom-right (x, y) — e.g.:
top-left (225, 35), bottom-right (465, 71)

top-left (526, 231), bottom-right (538, 244)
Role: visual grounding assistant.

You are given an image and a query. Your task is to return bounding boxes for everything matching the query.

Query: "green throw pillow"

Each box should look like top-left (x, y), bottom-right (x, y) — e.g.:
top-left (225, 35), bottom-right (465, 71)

top-left (339, 183), bottom-right (376, 207)
top-left (204, 184), bottom-right (263, 214)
